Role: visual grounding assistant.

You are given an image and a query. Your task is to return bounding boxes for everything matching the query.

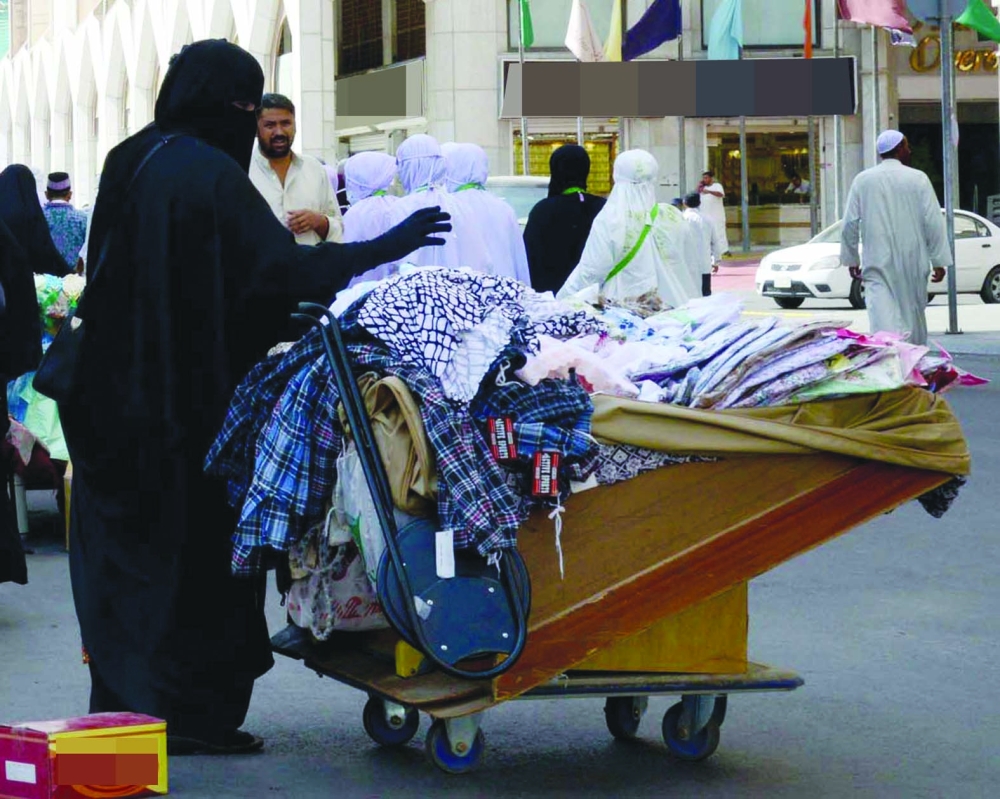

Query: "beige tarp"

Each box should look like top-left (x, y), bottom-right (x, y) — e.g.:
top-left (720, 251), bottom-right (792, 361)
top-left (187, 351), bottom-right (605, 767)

top-left (591, 387), bottom-right (970, 476)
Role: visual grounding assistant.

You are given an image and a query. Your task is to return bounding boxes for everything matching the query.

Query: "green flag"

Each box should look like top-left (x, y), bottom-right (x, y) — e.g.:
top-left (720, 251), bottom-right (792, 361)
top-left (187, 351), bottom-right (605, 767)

top-left (519, 0), bottom-right (535, 48)
top-left (958, 0), bottom-right (1000, 43)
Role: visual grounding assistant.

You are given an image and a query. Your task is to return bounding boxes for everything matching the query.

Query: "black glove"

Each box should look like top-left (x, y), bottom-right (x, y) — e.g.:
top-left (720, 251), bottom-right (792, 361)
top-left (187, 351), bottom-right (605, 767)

top-left (376, 206), bottom-right (452, 263)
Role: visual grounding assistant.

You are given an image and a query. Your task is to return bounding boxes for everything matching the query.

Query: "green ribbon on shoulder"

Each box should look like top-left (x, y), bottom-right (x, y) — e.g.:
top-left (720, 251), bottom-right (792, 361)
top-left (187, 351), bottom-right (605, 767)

top-left (603, 204), bottom-right (660, 285)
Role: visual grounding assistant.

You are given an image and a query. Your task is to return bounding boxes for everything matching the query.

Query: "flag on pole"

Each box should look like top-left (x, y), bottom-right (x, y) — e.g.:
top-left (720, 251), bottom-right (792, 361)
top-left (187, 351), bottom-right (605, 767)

top-left (804, 0), bottom-right (813, 58)
top-left (519, 0), bottom-right (535, 48)
top-left (566, 0), bottom-right (605, 62)
top-left (957, 0), bottom-right (1000, 42)
top-left (889, 29), bottom-right (917, 46)
top-left (707, 0), bottom-right (743, 60)
top-left (622, 0), bottom-right (682, 61)
top-left (835, 0), bottom-right (912, 33)
top-left (604, 0), bottom-right (623, 62)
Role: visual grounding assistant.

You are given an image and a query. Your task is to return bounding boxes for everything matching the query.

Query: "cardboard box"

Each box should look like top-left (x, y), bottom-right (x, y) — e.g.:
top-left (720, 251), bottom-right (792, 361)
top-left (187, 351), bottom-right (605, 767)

top-left (0, 713), bottom-right (167, 799)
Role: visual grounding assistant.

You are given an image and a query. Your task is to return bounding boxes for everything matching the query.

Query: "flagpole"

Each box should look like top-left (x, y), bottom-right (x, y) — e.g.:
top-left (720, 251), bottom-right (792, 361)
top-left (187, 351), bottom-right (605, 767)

top-left (940, 0), bottom-right (959, 334)
top-left (678, 33), bottom-right (686, 196)
top-left (618, 0), bottom-right (628, 156)
top-left (518, 2), bottom-right (530, 176)
top-left (870, 26), bottom-right (880, 169)
top-left (833, 8), bottom-right (843, 219)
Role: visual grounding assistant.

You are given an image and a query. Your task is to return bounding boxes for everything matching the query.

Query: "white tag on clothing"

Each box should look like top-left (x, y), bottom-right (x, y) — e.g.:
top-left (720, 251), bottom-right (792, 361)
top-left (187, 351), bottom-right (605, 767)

top-left (435, 530), bottom-right (456, 579)
top-left (5, 761), bottom-right (37, 784)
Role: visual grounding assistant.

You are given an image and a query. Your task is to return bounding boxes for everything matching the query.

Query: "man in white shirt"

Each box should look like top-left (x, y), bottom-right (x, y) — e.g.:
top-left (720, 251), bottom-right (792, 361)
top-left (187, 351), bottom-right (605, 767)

top-left (683, 192), bottom-right (721, 296)
top-left (697, 170), bottom-right (730, 257)
top-left (785, 174), bottom-right (811, 201)
top-left (249, 93), bottom-right (343, 245)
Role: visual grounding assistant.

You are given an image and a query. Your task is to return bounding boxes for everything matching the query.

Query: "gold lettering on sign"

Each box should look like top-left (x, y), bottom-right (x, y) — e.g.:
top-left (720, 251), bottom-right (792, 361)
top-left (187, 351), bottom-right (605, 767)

top-left (910, 35), bottom-right (999, 74)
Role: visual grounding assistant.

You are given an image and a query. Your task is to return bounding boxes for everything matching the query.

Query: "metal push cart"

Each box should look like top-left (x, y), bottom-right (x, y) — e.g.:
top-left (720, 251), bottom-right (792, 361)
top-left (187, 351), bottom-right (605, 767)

top-left (278, 304), bottom-right (953, 774)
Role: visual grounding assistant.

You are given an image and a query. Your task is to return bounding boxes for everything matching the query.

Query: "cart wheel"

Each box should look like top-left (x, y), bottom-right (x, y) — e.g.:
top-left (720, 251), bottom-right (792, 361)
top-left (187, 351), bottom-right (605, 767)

top-left (424, 720), bottom-right (485, 775)
top-left (661, 702), bottom-right (721, 762)
top-left (604, 697), bottom-right (643, 740)
top-left (362, 697), bottom-right (419, 747)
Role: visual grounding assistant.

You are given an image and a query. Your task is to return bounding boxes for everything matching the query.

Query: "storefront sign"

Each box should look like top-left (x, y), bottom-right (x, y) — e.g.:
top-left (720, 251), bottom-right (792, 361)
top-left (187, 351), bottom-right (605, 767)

top-left (910, 34), bottom-right (999, 74)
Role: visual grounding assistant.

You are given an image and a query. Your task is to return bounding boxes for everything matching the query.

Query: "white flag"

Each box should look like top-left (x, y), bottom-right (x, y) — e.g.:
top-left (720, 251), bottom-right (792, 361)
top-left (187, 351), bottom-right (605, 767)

top-left (565, 0), bottom-right (605, 62)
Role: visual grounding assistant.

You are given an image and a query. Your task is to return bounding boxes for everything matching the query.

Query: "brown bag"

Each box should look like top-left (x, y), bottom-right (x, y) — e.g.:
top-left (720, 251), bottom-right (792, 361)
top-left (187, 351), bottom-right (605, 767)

top-left (340, 373), bottom-right (438, 517)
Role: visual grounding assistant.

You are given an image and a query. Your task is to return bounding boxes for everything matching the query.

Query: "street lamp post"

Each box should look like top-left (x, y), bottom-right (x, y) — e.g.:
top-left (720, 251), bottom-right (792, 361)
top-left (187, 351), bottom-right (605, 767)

top-left (940, 2), bottom-right (960, 333)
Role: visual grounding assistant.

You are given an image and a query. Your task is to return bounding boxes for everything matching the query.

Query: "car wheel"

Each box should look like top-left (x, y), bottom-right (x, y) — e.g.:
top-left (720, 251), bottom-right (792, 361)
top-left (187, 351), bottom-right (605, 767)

top-left (848, 278), bottom-right (866, 309)
top-left (980, 266), bottom-right (1000, 303)
top-left (774, 297), bottom-right (805, 310)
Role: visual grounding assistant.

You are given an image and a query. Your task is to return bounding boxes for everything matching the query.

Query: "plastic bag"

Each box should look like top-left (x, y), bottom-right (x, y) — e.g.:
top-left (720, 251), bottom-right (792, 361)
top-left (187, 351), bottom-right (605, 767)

top-left (19, 379), bottom-right (69, 461)
top-left (337, 442), bottom-right (387, 587)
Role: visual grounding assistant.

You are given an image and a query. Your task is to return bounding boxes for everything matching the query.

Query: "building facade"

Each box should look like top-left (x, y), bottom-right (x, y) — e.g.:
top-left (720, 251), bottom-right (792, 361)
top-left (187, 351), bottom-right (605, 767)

top-left (6, 1), bottom-right (982, 246)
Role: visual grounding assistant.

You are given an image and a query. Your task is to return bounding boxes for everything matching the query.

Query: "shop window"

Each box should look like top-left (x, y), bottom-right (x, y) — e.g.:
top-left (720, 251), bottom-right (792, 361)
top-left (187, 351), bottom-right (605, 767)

top-left (394, 0), bottom-right (425, 63)
top-left (512, 131), bottom-right (619, 196)
top-left (338, 0), bottom-right (384, 77)
top-left (701, 0), bottom-right (820, 51)
top-left (507, 0), bottom-right (616, 51)
top-left (707, 132), bottom-right (818, 207)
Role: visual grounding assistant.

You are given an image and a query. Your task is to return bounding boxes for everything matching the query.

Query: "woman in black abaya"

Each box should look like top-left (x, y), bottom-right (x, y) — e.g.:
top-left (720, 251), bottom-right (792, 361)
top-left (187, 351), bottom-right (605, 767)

top-left (59, 40), bottom-right (448, 754)
top-left (523, 145), bottom-right (607, 295)
top-left (1, 165), bottom-right (72, 585)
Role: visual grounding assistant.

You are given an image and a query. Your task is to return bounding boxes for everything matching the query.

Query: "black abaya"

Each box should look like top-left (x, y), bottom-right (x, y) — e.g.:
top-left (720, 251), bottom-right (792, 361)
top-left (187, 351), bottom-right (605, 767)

top-left (523, 145), bottom-right (606, 294)
top-left (59, 40), bottom-right (449, 742)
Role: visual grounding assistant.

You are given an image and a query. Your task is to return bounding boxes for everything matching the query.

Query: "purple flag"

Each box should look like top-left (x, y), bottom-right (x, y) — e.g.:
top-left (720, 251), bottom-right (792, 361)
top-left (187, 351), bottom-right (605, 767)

top-left (623, 0), bottom-right (682, 61)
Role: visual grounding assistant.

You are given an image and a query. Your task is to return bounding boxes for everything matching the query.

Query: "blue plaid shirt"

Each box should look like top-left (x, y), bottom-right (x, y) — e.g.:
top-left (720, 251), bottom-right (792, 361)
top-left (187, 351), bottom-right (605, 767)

top-left (42, 202), bottom-right (88, 269)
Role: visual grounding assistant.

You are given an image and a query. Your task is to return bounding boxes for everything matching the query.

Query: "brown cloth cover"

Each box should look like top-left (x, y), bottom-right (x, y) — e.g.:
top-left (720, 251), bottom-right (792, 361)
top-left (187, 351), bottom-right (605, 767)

top-left (591, 387), bottom-right (970, 476)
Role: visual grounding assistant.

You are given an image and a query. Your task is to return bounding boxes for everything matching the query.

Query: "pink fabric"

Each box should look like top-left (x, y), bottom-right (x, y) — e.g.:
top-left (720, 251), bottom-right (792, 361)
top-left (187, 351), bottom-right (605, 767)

top-left (836, 0), bottom-right (912, 34)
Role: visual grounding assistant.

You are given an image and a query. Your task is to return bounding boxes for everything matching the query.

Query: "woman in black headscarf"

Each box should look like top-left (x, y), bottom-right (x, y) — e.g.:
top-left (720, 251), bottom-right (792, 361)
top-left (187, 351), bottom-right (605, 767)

top-left (523, 144), bottom-right (607, 294)
top-left (1, 165), bottom-right (70, 585)
top-left (59, 40), bottom-right (449, 754)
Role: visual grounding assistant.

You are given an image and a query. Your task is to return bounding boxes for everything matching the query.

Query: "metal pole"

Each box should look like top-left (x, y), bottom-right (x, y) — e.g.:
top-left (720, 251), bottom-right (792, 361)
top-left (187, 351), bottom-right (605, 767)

top-left (808, 116), bottom-right (818, 236)
top-left (940, 4), bottom-right (959, 334)
top-left (871, 26), bottom-right (880, 168)
top-left (740, 115), bottom-right (750, 252)
top-left (618, 1), bottom-right (628, 156)
top-left (518, 3), bottom-right (530, 176)
top-left (577, 117), bottom-right (585, 145)
top-left (833, 13), bottom-right (843, 218)
top-left (678, 34), bottom-right (686, 196)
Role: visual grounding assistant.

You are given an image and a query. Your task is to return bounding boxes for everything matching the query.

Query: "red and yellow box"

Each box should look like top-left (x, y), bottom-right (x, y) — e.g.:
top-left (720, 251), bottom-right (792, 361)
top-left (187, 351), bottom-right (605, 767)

top-left (0, 713), bottom-right (167, 799)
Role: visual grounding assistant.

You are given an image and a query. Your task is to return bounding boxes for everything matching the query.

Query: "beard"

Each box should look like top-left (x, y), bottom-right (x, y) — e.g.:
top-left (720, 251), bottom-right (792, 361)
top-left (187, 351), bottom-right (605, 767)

top-left (260, 136), bottom-right (292, 159)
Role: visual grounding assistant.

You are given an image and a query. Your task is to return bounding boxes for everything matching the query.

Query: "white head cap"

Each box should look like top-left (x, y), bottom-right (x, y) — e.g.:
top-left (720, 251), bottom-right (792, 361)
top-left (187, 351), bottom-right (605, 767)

top-left (876, 129), bottom-right (905, 156)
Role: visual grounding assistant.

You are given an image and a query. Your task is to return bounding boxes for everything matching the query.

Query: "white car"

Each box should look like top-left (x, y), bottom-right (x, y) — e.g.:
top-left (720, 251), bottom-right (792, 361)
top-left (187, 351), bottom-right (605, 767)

top-left (755, 210), bottom-right (1000, 309)
top-left (484, 175), bottom-right (549, 231)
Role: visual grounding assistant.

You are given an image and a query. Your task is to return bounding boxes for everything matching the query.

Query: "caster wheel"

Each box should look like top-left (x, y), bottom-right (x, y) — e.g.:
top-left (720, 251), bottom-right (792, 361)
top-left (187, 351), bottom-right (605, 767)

top-left (362, 697), bottom-right (419, 747)
top-left (424, 719), bottom-right (485, 775)
top-left (662, 701), bottom-right (721, 762)
top-left (604, 697), bottom-right (643, 740)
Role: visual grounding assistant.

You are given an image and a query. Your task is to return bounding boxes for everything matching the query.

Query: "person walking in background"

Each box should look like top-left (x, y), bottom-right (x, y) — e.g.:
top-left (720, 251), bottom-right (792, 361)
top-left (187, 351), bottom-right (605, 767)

top-left (840, 129), bottom-right (950, 346)
top-left (58, 40), bottom-right (449, 757)
top-left (0, 166), bottom-right (74, 278)
top-left (557, 150), bottom-right (695, 308)
top-left (443, 142), bottom-right (531, 284)
top-left (342, 151), bottom-right (400, 283)
top-left (42, 172), bottom-right (89, 272)
top-left (683, 191), bottom-right (721, 297)
top-left (249, 93), bottom-right (343, 245)
top-left (698, 170), bottom-right (730, 257)
top-left (523, 144), bottom-right (606, 294)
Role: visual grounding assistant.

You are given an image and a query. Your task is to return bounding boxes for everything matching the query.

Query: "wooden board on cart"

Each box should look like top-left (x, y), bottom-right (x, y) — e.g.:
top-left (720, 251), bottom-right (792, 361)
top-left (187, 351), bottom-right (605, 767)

top-left (305, 451), bottom-right (947, 718)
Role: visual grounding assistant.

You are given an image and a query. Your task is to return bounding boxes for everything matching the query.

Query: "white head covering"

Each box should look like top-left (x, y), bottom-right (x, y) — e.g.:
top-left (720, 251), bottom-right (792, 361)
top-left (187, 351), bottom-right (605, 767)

top-left (557, 149), bottom-right (696, 306)
top-left (345, 152), bottom-right (397, 204)
top-left (443, 143), bottom-right (489, 192)
top-left (877, 129), bottom-right (905, 156)
top-left (396, 133), bottom-right (447, 194)
top-left (439, 143), bottom-right (530, 282)
top-left (343, 153), bottom-right (400, 283)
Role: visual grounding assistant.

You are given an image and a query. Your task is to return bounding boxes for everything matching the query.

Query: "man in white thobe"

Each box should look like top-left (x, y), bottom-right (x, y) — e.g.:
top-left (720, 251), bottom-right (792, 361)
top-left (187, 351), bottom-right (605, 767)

top-left (683, 192), bottom-right (721, 296)
top-left (840, 130), bottom-right (950, 346)
top-left (249, 93), bottom-right (343, 245)
top-left (698, 170), bottom-right (730, 257)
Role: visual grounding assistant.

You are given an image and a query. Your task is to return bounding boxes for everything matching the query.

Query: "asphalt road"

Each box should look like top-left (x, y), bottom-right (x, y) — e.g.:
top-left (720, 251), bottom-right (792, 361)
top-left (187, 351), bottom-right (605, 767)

top-left (2, 310), bottom-right (997, 798)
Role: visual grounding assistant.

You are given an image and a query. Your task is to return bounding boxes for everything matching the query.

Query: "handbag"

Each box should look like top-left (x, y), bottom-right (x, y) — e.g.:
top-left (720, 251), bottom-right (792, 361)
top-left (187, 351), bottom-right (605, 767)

top-left (33, 135), bottom-right (181, 405)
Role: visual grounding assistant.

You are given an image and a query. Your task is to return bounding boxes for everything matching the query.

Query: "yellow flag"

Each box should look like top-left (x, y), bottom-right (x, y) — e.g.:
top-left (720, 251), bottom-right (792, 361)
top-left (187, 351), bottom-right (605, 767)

top-left (604, 0), bottom-right (623, 62)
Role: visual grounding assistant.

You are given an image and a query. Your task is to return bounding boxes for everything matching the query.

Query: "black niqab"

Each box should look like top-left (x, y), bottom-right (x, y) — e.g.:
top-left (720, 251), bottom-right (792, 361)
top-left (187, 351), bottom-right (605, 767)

top-left (155, 39), bottom-right (264, 173)
top-left (0, 165), bottom-right (71, 278)
top-left (524, 145), bottom-right (606, 294)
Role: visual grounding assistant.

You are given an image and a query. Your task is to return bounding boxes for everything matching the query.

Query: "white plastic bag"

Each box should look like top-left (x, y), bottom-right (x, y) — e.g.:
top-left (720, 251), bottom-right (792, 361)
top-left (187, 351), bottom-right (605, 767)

top-left (337, 442), bottom-right (387, 587)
